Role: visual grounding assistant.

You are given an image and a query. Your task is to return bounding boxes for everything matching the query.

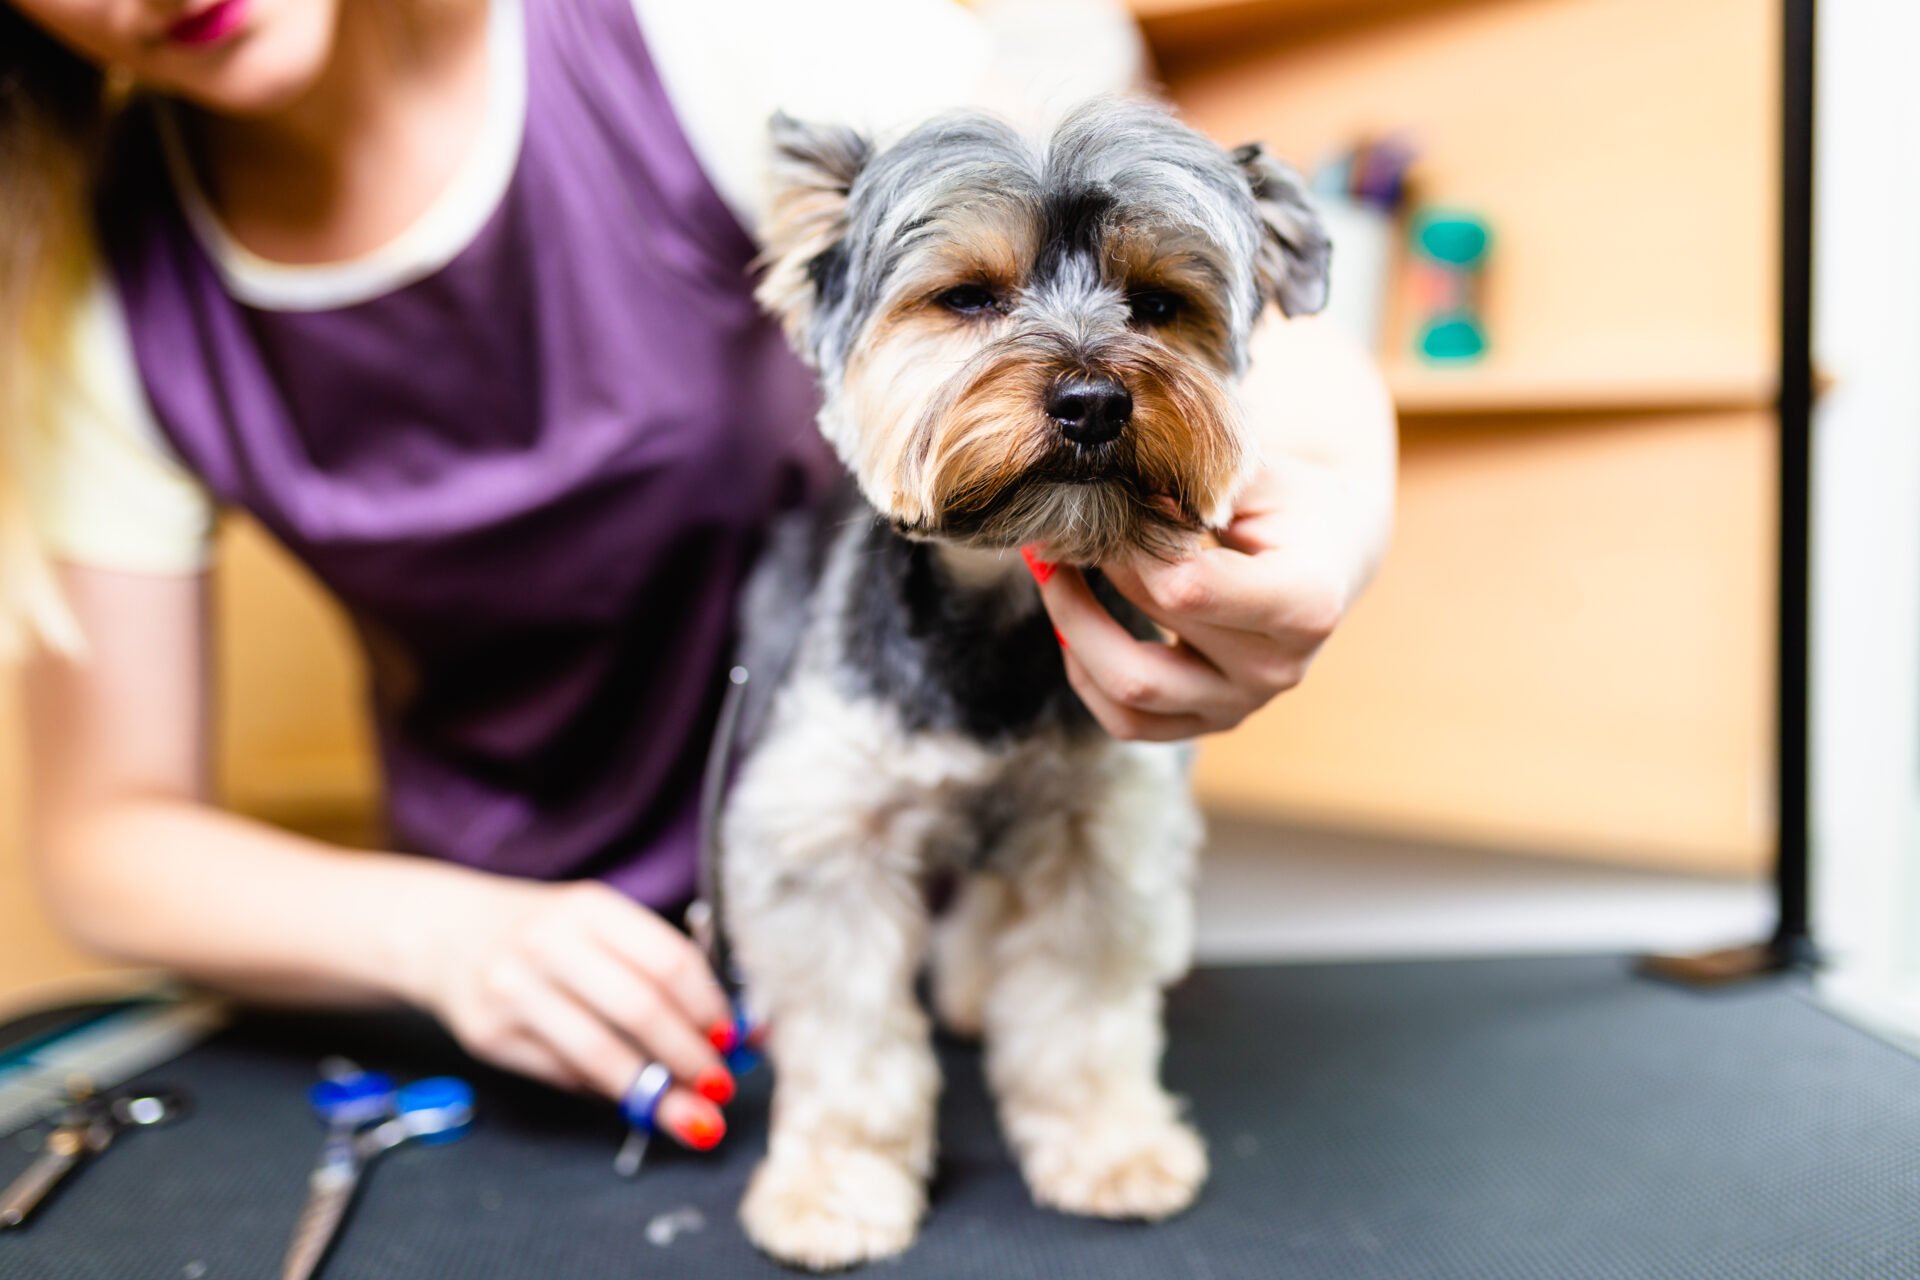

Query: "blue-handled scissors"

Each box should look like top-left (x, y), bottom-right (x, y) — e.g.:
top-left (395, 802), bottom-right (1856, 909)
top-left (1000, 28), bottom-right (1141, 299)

top-left (280, 1069), bottom-right (474, 1280)
top-left (608, 662), bottom-right (776, 1181)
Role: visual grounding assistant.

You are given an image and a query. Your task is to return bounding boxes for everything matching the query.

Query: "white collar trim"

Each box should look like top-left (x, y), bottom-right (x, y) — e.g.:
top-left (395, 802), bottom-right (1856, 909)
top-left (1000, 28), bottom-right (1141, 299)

top-left (158, 0), bottom-right (527, 313)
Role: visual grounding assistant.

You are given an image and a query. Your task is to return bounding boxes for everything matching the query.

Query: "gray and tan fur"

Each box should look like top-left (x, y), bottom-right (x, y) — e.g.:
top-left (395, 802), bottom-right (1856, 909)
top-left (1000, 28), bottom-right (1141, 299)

top-left (720, 98), bottom-right (1328, 1269)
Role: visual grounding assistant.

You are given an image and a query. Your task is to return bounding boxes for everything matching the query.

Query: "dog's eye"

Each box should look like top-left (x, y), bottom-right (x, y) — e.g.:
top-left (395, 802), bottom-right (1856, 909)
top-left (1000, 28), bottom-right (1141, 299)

top-left (1128, 290), bottom-right (1186, 327)
top-left (935, 284), bottom-right (1002, 315)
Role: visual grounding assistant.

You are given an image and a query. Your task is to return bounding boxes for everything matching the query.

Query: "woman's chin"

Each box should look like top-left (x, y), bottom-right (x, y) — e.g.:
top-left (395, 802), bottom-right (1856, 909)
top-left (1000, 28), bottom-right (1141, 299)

top-left (152, 2), bottom-right (339, 118)
top-left (173, 62), bottom-right (325, 118)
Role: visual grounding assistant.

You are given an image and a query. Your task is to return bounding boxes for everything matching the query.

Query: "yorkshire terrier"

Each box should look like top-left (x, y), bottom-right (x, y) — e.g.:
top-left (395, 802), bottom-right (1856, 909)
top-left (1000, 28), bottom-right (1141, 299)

top-left (718, 98), bottom-right (1329, 1269)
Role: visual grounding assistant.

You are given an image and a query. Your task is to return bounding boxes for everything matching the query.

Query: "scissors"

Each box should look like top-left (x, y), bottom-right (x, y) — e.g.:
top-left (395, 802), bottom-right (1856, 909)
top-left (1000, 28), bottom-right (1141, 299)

top-left (0, 1085), bottom-right (188, 1228)
top-left (613, 666), bottom-right (771, 1180)
top-left (613, 1005), bottom-right (761, 1177)
top-left (280, 1069), bottom-right (474, 1280)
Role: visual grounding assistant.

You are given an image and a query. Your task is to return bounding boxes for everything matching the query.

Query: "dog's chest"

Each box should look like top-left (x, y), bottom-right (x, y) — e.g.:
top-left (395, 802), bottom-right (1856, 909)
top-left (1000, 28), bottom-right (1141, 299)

top-left (915, 745), bottom-right (1092, 873)
top-left (832, 519), bottom-right (1155, 743)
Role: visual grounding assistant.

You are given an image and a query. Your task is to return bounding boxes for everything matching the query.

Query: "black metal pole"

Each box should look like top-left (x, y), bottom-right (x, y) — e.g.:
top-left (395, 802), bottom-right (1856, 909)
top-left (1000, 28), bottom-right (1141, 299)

top-left (1771, 0), bottom-right (1816, 966)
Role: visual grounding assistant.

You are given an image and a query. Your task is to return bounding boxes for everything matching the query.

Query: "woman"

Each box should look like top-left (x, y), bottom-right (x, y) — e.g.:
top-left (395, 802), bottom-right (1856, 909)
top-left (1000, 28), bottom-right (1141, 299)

top-left (2, 0), bottom-right (1395, 1155)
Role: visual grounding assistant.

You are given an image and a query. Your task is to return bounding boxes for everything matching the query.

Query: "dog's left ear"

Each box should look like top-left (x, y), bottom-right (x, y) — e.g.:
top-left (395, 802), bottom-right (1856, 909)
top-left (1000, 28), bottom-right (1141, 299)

top-left (755, 113), bottom-right (873, 361)
top-left (1231, 142), bottom-right (1331, 318)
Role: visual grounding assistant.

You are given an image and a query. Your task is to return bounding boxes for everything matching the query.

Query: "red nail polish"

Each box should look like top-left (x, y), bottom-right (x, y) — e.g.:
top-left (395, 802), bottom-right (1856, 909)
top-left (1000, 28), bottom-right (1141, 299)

top-left (696, 1067), bottom-right (735, 1106)
top-left (677, 1110), bottom-right (725, 1151)
top-left (707, 1020), bottom-right (737, 1053)
top-left (1053, 627), bottom-right (1067, 650)
top-left (1020, 545), bottom-right (1056, 586)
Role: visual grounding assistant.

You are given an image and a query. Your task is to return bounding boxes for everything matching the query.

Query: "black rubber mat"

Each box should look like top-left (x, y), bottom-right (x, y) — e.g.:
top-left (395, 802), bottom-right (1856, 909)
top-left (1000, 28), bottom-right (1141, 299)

top-left (3, 956), bottom-right (1916, 1279)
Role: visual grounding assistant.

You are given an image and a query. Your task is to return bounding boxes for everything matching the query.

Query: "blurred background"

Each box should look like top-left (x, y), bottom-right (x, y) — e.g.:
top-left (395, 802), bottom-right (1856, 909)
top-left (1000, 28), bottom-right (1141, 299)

top-left (0, 0), bottom-right (1797, 1003)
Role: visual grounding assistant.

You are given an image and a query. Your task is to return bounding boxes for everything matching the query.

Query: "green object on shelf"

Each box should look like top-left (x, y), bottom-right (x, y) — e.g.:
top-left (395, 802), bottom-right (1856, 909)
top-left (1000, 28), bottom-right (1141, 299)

top-left (1419, 314), bottom-right (1486, 361)
top-left (1414, 213), bottom-right (1491, 265)
top-left (1408, 208), bottom-right (1492, 362)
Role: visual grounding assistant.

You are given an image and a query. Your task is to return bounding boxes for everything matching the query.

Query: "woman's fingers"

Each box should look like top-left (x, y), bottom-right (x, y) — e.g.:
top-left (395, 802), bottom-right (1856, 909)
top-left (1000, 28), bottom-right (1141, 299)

top-left (476, 1029), bottom-right (589, 1095)
top-left (653, 1087), bottom-right (727, 1151)
top-left (1033, 562), bottom-right (1248, 725)
top-left (493, 960), bottom-right (725, 1149)
top-left (1060, 649), bottom-right (1216, 741)
top-left (1105, 599), bottom-right (1315, 700)
top-left (534, 926), bottom-right (734, 1103)
top-left (491, 951), bottom-right (641, 1097)
top-left (574, 884), bottom-right (734, 1042)
top-left (1102, 545), bottom-right (1346, 651)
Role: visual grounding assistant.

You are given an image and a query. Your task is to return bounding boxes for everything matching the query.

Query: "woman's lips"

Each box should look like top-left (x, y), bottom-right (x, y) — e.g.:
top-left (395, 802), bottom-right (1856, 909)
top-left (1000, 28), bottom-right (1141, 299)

top-left (166, 0), bottom-right (248, 47)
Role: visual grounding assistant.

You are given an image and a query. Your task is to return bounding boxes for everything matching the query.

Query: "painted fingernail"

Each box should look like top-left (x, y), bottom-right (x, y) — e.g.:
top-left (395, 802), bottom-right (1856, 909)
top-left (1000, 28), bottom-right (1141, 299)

top-left (707, 1020), bottom-right (738, 1053)
top-left (696, 1067), bottom-right (735, 1106)
top-left (1020, 545), bottom-right (1056, 585)
top-left (676, 1108), bottom-right (726, 1151)
top-left (1053, 627), bottom-right (1067, 650)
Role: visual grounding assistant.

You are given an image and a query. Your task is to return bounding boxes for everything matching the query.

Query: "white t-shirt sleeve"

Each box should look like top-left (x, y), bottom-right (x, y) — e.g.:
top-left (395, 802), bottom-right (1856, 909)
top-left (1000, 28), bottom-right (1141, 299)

top-left (632, 0), bottom-right (1149, 235)
top-left (28, 272), bottom-right (216, 576)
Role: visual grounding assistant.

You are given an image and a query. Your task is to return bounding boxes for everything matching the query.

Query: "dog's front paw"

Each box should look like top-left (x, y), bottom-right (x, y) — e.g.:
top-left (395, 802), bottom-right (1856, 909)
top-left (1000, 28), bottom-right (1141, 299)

top-left (1019, 1113), bottom-right (1208, 1221)
top-left (740, 1145), bottom-right (925, 1270)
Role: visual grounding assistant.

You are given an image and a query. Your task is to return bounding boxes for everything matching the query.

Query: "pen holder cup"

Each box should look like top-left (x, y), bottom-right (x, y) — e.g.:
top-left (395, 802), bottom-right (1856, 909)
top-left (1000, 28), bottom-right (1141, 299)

top-left (1314, 195), bottom-right (1395, 355)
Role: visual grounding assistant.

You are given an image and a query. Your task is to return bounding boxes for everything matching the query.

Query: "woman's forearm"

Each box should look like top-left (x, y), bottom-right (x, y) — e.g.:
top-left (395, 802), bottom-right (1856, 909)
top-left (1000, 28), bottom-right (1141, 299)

top-left (23, 563), bottom-right (494, 1008)
top-left (33, 795), bottom-right (490, 1007)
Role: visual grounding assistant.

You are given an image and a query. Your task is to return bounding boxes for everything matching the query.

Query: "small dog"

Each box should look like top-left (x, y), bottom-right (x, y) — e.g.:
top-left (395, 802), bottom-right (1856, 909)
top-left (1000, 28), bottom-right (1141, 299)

top-left (719, 98), bottom-right (1329, 1269)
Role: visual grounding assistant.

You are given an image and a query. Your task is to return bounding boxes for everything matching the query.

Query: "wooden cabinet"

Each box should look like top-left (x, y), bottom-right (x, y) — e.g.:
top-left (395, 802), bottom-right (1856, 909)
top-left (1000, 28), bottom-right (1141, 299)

top-left (1152, 0), bottom-right (1780, 872)
top-left (212, 520), bottom-right (379, 841)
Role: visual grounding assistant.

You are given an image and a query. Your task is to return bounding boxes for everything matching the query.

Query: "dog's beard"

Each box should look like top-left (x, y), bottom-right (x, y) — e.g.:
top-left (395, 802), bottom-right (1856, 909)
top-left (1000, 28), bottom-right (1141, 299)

top-left (833, 326), bottom-right (1251, 565)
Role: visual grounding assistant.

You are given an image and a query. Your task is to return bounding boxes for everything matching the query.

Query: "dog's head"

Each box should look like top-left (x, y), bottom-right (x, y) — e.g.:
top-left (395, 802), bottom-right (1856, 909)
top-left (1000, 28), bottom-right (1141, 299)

top-left (757, 98), bottom-right (1329, 564)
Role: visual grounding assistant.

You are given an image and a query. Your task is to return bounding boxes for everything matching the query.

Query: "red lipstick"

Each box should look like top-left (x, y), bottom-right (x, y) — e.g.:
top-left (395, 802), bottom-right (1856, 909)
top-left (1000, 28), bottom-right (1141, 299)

top-left (167, 0), bottom-right (248, 48)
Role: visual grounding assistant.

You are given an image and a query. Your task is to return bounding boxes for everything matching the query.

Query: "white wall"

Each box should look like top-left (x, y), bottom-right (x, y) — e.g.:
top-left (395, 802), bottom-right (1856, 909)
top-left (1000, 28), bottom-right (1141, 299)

top-left (1810, 0), bottom-right (1920, 1036)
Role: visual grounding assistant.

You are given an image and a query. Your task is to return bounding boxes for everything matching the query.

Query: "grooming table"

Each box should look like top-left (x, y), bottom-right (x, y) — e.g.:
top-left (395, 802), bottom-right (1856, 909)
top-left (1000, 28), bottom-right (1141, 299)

top-left (4, 956), bottom-right (1918, 1279)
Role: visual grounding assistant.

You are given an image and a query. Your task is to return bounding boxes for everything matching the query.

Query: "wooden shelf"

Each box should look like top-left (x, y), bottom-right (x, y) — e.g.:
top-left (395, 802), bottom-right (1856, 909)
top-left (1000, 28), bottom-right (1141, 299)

top-left (1129, 0), bottom-right (1467, 64)
top-left (1165, 0), bottom-right (1777, 428)
top-left (1129, 0), bottom-right (1407, 18)
top-left (1386, 356), bottom-right (1775, 416)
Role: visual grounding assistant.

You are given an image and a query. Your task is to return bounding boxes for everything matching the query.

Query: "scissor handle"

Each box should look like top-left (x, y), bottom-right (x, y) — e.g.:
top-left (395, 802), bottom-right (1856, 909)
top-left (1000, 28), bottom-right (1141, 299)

top-left (308, 1071), bottom-right (396, 1129)
top-left (619, 1062), bottom-right (673, 1133)
top-left (393, 1077), bottom-right (474, 1146)
top-left (720, 1007), bottom-right (764, 1077)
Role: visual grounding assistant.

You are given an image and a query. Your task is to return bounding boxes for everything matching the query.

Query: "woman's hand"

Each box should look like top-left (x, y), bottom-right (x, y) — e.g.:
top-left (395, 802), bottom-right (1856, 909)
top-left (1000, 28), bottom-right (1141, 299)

top-left (1027, 456), bottom-right (1372, 742)
top-left (407, 876), bottom-right (739, 1150)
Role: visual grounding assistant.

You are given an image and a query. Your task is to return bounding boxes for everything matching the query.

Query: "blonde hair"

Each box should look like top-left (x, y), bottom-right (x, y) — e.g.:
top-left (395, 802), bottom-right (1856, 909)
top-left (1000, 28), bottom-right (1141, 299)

top-left (0, 10), bottom-right (106, 656)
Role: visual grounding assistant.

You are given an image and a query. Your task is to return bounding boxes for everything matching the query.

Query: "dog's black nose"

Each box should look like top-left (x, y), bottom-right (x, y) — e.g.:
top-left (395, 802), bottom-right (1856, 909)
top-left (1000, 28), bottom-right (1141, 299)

top-left (1047, 374), bottom-right (1132, 446)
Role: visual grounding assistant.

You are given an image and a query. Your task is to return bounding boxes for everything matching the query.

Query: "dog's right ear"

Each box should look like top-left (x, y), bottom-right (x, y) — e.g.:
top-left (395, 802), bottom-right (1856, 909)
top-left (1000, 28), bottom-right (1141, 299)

top-left (754, 114), bottom-right (873, 363)
top-left (1231, 142), bottom-right (1331, 319)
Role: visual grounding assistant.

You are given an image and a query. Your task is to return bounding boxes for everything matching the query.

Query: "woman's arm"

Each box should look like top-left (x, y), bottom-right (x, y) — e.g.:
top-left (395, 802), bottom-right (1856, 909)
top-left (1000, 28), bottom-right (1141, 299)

top-left (29, 562), bottom-right (446, 1002)
top-left (1030, 314), bottom-right (1398, 740)
top-left (26, 563), bottom-right (739, 1140)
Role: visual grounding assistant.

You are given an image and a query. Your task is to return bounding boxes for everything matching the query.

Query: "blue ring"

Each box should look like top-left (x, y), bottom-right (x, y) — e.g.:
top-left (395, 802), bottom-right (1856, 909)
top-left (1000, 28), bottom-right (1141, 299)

top-left (619, 1062), bottom-right (672, 1132)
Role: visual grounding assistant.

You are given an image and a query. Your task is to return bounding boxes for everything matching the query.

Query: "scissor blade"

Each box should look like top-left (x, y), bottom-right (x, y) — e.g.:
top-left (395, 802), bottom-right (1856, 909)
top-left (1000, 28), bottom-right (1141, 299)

top-left (281, 1163), bottom-right (358, 1280)
top-left (613, 1128), bottom-right (649, 1177)
top-left (0, 1142), bottom-right (81, 1228)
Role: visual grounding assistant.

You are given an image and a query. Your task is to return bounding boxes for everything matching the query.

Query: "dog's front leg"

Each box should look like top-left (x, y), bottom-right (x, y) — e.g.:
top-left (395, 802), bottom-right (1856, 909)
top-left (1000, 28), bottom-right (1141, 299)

top-left (722, 706), bottom-right (944, 1269)
top-left (984, 742), bottom-right (1209, 1221)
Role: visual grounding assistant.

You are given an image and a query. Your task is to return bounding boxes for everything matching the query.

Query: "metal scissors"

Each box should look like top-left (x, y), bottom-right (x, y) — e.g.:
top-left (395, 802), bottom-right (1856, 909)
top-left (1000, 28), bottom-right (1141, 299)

top-left (0, 1085), bottom-right (188, 1228)
top-left (280, 1070), bottom-right (474, 1280)
top-left (612, 1006), bottom-right (762, 1177)
top-left (609, 658), bottom-right (771, 1178)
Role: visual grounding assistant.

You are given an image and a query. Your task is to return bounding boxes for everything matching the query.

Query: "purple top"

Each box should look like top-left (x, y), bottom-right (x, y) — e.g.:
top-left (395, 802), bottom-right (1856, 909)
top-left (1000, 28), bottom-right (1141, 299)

top-left (99, 0), bottom-right (828, 907)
